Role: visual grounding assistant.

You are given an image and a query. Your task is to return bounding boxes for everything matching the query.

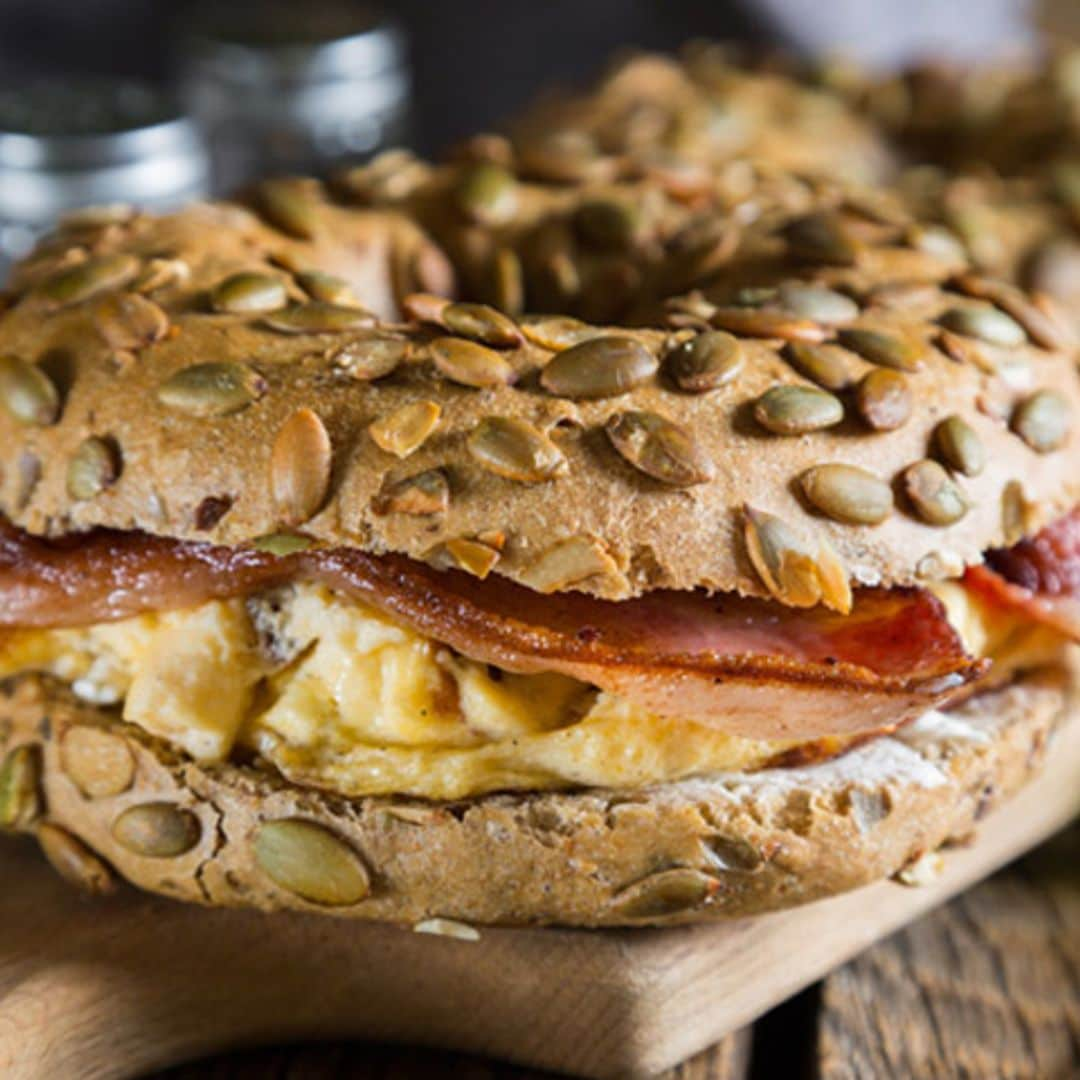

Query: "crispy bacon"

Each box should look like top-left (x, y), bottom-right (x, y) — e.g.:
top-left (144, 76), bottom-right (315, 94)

top-left (0, 519), bottom-right (984, 740)
top-left (969, 508), bottom-right (1080, 641)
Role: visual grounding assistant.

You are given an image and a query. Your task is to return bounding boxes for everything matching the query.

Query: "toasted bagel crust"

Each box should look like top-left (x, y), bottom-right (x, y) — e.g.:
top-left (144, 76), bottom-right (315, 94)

top-left (0, 668), bottom-right (1070, 926)
top-left (0, 199), bottom-right (1078, 601)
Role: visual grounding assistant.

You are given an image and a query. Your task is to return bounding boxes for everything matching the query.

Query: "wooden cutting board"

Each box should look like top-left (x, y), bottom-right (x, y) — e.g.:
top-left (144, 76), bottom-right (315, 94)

top-left (2, 713), bottom-right (1078, 1080)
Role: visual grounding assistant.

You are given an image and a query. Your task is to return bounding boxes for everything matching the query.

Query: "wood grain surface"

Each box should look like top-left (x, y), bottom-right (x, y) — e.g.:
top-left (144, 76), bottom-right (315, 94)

top-left (155, 825), bottom-right (1080, 1080)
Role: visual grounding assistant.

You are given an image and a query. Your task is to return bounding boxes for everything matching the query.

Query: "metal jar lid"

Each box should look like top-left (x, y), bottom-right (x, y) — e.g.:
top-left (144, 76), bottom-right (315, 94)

top-left (0, 80), bottom-right (210, 265)
top-left (179, 0), bottom-right (410, 190)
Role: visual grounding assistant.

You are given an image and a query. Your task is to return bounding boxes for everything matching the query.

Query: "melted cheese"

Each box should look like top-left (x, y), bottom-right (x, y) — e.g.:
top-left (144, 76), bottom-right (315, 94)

top-left (0, 580), bottom-right (1067, 800)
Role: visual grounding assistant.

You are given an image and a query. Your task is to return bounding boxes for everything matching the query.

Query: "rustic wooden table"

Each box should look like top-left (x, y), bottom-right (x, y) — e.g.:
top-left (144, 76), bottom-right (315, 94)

top-left (155, 822), bottom-right (1079, 1080)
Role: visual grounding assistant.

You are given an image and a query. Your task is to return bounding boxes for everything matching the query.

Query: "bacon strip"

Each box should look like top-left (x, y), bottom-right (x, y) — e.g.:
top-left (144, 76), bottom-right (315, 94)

top-left (0, 520), bottom-right (984, 740)
top-left (971, 508), bottom-right (1080, 641)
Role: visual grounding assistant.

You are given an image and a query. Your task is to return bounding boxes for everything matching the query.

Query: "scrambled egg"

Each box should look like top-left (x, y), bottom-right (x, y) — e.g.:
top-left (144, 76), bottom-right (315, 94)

top-left (0, 580), bottom-right (1066, 800)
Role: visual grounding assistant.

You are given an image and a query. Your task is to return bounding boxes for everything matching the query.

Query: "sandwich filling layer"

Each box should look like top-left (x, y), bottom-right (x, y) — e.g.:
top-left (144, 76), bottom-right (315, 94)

top-left (0, 511), bottom-right (1076, 801)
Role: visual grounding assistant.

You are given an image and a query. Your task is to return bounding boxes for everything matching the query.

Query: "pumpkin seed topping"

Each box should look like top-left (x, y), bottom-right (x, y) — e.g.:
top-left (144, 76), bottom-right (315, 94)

top-left (609, 868), bottom-right (719, 920)
top-left (776, 282), bottom-right (859, 324)
top-left (710, 307), bottom-right (828, 343)
top-left (112, 803), bottom-right (201, 858)
top-left (429, 336), bottom-right (516, 388)
top-left (443, 537), bottom-right (501, 579)
top-left (373, 469), bottom-right (449, 516)
top-left (520, 315), bottom-right (602, 351)
top-left (38, 253), bottom-right (139, 306)
top-left (37, 823), bottom-right (114, 894)
top-left (573, 196), bottom-right (644, 253)
top-left (855, 369), bottom-right (912, 431)
top-left (784, 211), bottom-right (860, 266)
top-left (295, 270), bottom-right (357, 306)
top-left (157, 362), bottom-right (266, 417)
top-left (665, 331), bottom-right (743, 392)
top-left (262, 301), bottom-right (375, 334)
top-left (753, 385), bottom-right (844, 435)
top-left (606, 410), bottom-right (714, 487)
top-left (60, 727), bottom-right (134, 799)
top-left (744, 506), bottom-right (852, 613)
top-left (838, 327), bottom-right (926, 371)
top-left (211, 272), bottom-right (288, 314)
top-left (902, 460), bottom-right (970, 525)
top-left (1001, 481), bottom-right (1033, 546)
top-left (257, 178), bottom-right (320, 239)
top-left (952, 273), bottom-right (1073, 351)
top-left (443, 302), bottom-right (522, 348)
top-left (67, 436), bottom-right (121, 501)
top-left (254, 819), bottom-right (370, 906)
top-left (784, 342), bottom-right (862, 391)
top-left (133, 256), bottom-right (190, 295)
top-left (1010, 390), bottom-right (1071, 453)
top-left (940, 306), bottom-right (1026, 348)
top-left (0, 354), bottom-right (60, 425)
top-left (271, 408), bottom-right (332, 526)
top-left (454, 161), bottom-right (518, 226)
top-left (934, 416), bottom-right (985, 476)
top-left (800, 464), bottom-right (893, 525)
top-left (540, 335), bottom-right (657, 399)
top-left (0, 745), bottom-right (41, 829)
top-left (489, 247), bottom-right (524, 316)
top-left (467, 416), bottom-right (567, 483)
top-left (369, 400), bottom-right (441, 458)
top-left (95, 291), bottom-right (170, 349)
top-left (520, 535), bottom-right (620, 593)
top-left (330, 336), bottom-right (407, 381)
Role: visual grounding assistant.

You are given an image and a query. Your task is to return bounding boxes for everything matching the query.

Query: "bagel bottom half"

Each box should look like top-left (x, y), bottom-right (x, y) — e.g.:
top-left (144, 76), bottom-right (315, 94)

top-left (0, 663), bottom-right (1074, 928)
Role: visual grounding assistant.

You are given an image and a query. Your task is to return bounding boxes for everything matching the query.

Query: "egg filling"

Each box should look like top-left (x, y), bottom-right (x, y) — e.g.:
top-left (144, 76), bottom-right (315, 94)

top-left (0, 579), bottom-right (1067, 800)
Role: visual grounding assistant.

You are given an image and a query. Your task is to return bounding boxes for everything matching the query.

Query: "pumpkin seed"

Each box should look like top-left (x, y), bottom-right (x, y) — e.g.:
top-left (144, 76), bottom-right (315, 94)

top-left (403, 292), bottom-right (450, 325)
top-left (257, 178), bottom-right (320, 239)
top-left (373, 469), bottom-right (449, 515)
top-left (489, 247), bottom-right (524, 316)
top-left (369, 400), bottom-right (441, 458)
top-left (429, 336), bottom-right (515, 388)
top-left (540, 335), bottom-right (657, 399)
top-left (838, 327), bottom-right (925, 371)
top-left (37, 823), bottom-right (114, 894)
top-left (330, 336), bottom-right (407, 381)
top-left (776, 282), bottom-right (858, 324)
top-left (0, 745), bottom-right (41, 829)
top-left (413, 917), bottom-right (481, 941)
top-left (855, 369), bottom-right (912, 431)
top-left (784, 342), bottom-right (862, 391)
top-left (710, 307), bottom-right (828, 343)
top-left (133, 256), bottom-right (190, 294)
top-left (952, 273), bottom-right (1072, 351)
top-left (59, 727), bottom-right (134, 798)
top-left (38, 253), bottom-right (139, 305)
top-left (753, 385), bottom-right (844, 435)
top-left (744, 506), bottom-right (851, 613)
top-left (518, 129), bottom-right (609, 183)
top-left (157, 362), bottom-right (266, 417)
top-left (573, 197), bottom-right (644, 253)
top-left (254, 819), bottom-right (370, 906)
top-left (520, 535), bottom-right (619, 593)
top-left (902, 460), bottom-right (969, 525)
top-left (443, 537), bottom-right (500, 578)
top-left (211, 272), bottom-right (288, 314)
top-left (262, 302), bottom-right (375, 334)
top-left (250, 531), bottom-right (315, 555)
top-left (800, 464), bottom-right (893, 524)
top-left (1011, 390), bottom-right (1071, 453)
top-left (295, 270), bottom-right (357, 306)
top-left (934, 416), bottom-right (985, 476)
top-left (67, 436), bottom-right (120, 500)
top-left (13, 451), bottom-right (41, 510)
top-left (784, 211), bottom-right (860, 265)
top-left (271, 408), bottom-right (332, 526)
top-left (609, 868), bottom-right (719, 920)
top-left (1001, 481), bottom-right (1033, 546)
top-left (95, 291), bottom-right (169, 349)
top-left (606, 410), bottom-right (714, 486)
top-left (520, 315), bottom-right (601, 350)
top-left (0, 354), bottom-right (60, 425)
top-left (940, 306), bottom-right (1026, 348)
top-left (467, 416), bottom-right (566, 483)
top-left (453, 161), bottom-right (518, 226)
top-left (937, 328), bottom-right (995, 373)
top-left (665, 331), bottom-right (743, 392)
top-left (111, 802), bottom-right (201, 857)
top-left (443, 302), bottom-right (522, 348)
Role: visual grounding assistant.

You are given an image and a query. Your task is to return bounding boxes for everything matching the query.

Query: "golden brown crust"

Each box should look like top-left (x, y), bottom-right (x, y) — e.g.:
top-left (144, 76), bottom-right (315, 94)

top-left (0, 196), bottom-right (1078, 602)
top-left (0, 667), bottom-right (1070, 926)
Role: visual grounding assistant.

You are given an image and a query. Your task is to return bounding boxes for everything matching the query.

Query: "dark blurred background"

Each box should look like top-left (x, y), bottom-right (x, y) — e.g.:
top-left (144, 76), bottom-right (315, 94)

top-left (0, 0), bottom-right (776, 154)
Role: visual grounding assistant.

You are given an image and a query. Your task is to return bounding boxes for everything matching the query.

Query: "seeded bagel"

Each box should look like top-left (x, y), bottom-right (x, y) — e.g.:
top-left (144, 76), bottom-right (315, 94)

top-left (0, 200), bottom-right (1078, 603)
